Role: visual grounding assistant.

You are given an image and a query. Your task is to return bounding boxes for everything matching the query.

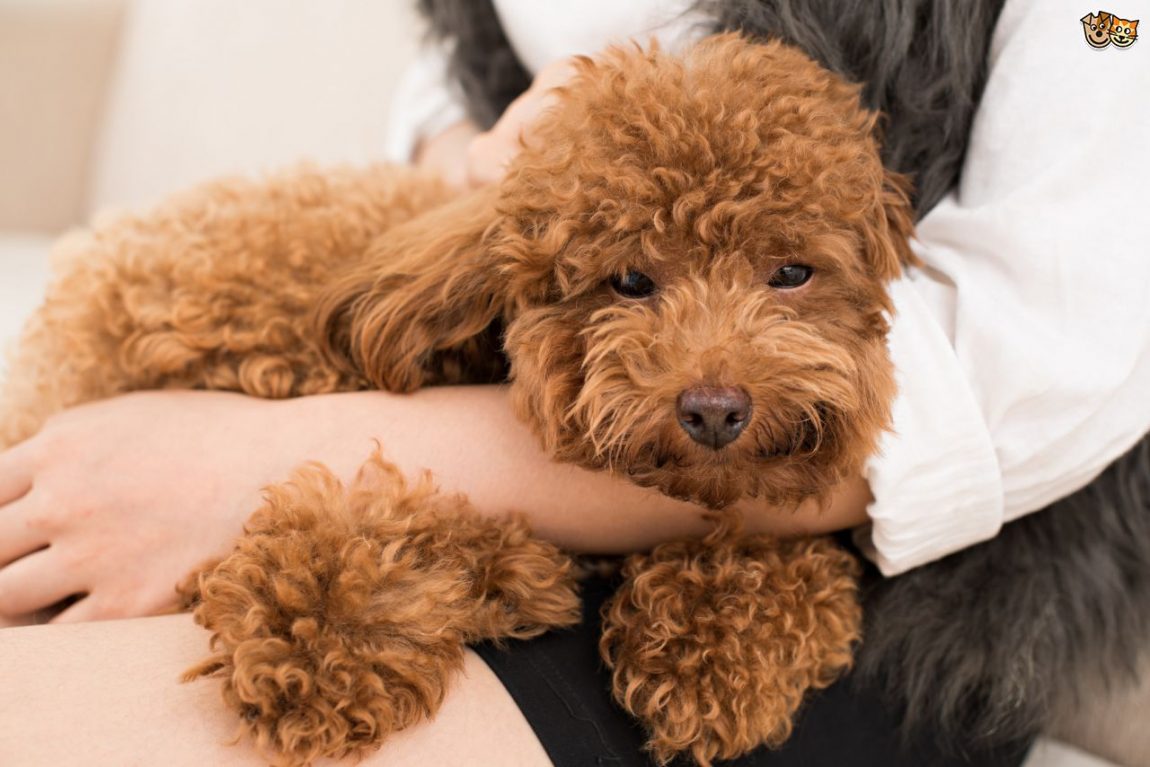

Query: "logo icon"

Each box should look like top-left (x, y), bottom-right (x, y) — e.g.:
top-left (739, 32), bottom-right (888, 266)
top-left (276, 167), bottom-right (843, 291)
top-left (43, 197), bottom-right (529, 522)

top-left (1082, 10), bottom-right (1139, 48)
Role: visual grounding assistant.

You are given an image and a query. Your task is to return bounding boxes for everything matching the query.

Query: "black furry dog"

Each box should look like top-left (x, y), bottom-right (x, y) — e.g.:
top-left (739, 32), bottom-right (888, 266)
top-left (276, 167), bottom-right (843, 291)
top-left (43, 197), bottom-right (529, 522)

top-left (859, 434), bottom-right (1150, 764)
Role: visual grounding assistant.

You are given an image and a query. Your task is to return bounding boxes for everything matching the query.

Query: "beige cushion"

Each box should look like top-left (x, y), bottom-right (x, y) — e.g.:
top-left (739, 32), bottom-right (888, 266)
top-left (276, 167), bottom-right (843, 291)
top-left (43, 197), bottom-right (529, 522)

top-left (1025, 741), bottom-right (1125, 767)
top-left (1051, 666), bottom-right (1150, 767)
top-left (0, 0), bottom-right (125, 232)
top-left (0, 234), bottom-right (54, 365)
top-left (88, 0), bottom-right (422, 214)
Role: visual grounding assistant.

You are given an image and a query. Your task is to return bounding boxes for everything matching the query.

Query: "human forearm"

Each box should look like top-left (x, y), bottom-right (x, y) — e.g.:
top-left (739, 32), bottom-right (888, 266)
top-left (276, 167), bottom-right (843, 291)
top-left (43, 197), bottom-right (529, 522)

top-left (292, 386), bottom-right (870, 552)
top-left (0, 379), bottom-right (868, 625)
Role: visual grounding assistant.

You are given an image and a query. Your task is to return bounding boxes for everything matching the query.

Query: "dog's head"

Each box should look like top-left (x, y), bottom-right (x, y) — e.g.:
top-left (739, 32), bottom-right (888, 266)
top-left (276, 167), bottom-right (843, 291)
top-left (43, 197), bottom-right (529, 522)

top-left (319, 35), bottom-right (915, 509)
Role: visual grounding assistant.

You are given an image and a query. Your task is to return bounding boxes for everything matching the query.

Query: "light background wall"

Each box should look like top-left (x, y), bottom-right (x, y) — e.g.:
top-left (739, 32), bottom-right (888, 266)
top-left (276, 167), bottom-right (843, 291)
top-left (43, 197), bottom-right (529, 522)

top-left (0, 0), bottom-right (125, 233)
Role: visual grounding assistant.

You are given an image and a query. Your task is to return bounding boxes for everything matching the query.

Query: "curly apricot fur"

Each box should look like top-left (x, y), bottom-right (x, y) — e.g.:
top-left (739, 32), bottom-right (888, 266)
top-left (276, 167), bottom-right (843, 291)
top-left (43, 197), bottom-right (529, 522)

top-left (315, 38), bottom-right (913, 509)
top-left (601, 534), bottom-right (861, 765)
top-left (0, 164), bottom-right (458, 449)
top-left (182, 454), bottom-right (579, 766)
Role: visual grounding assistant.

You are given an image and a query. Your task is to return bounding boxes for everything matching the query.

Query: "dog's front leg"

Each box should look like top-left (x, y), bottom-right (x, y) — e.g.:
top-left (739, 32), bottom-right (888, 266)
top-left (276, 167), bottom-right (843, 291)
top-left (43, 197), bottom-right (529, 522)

top-left (600, 533), bottom-right (861, 766)
top-left (182, 452), bottom-right (580, 767)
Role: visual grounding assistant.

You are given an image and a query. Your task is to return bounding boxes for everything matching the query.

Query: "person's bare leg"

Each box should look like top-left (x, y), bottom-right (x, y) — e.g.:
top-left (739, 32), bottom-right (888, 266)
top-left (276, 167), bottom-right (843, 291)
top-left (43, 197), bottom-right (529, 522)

top-left (0, 614), bottom-right (552, 767)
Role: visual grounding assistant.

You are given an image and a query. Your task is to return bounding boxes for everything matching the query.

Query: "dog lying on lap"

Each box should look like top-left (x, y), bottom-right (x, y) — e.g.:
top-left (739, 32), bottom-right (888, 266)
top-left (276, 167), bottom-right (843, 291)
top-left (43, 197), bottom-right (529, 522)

top-left (0, 35), bottom-right (913, 766)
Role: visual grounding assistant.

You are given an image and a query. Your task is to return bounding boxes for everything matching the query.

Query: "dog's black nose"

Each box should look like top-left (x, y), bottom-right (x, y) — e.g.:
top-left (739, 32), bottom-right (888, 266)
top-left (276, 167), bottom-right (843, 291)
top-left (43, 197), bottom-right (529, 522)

top-left (676, 386), bottom-right (751, 450)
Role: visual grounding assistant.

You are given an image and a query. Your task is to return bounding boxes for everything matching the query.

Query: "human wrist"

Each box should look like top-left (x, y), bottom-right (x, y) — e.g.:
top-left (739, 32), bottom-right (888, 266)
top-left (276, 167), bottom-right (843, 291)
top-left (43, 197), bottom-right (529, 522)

top-left (275, 392), bottom-right (388, 483)
top-left (735, 472), bottom-right (872, 539)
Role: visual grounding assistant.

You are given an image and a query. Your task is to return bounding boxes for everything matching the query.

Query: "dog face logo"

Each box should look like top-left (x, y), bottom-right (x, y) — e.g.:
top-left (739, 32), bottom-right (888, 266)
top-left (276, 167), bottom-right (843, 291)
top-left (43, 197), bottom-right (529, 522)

top-left (1083, 10), bottom-right (1138, 48)
top-left (1109, 15), bottom-right (1139, 46)
top-left (1082, 11), bottom-right (1113, 47)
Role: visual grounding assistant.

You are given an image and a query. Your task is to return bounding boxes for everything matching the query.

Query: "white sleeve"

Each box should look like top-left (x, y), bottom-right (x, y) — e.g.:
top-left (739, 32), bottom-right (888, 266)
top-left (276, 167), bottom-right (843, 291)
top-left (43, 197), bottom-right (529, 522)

top-left (855, 0), bottom-right (1150, 575)
top-left (382, 42), bottom-right (470, 164)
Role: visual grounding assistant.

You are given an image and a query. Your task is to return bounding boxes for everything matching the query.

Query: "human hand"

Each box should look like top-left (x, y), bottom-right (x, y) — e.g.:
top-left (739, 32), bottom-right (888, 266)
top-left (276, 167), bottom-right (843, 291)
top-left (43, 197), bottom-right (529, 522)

top-left (414, 119), bottom-right (482, 188)
top-left (415, 58), bottom-right (577, 189)
top-left (0, 391), bottom-right (314, 625)
top-left (463, 58), bottom-right (576, 187)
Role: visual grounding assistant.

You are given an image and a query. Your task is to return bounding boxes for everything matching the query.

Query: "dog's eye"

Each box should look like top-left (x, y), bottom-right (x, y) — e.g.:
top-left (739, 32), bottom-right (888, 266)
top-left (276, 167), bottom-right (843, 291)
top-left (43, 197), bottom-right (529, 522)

top-left (768, 264), bottom-right (814, 289)
top-left (609, 270), bottom-right (658, 298)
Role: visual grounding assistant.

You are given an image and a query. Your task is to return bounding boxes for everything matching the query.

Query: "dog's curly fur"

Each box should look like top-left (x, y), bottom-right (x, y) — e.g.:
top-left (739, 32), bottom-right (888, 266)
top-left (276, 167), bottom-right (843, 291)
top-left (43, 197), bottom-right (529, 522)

top-left (181, 454), bottom-right (580, 764)
top-left (418, 0), bottom-right (1007, 217)
top-left (0, 165), bottom-right (456, 447)
top-left (1, 36), bottom-right (912, 765)
top-left (602, 532), bottom-right (861, 765)
top-left (318, 37), bottom-right (914, 510)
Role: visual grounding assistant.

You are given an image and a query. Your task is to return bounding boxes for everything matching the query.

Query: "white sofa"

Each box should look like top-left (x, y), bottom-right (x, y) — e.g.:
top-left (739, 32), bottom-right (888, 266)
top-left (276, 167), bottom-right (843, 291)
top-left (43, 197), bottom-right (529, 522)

top-left (0, 3), bottom-right (1135, 765)
top-left (1, 0), bottom-right (421, 346)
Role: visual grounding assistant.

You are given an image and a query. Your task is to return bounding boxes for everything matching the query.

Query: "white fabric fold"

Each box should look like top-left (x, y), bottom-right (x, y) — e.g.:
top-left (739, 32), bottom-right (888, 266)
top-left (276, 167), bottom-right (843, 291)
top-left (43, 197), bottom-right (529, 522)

top-left (383, 44), bottom-right (468, 163)
top-left (859, 0), bottom-right (1150, 573)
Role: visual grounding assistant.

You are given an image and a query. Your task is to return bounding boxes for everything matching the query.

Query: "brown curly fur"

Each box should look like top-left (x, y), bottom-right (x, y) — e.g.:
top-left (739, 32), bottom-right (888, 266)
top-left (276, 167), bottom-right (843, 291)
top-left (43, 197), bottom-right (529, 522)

top-left (0, 164), bottom-right (455, 448)
top-left (180, 453), bottom-right (580, 765)
top-left (320, 38), bottom-right (915, 511)
top-left (601, 532), bottom-right (861, 765)
top-left (0, 36), bottom-right (913, 766)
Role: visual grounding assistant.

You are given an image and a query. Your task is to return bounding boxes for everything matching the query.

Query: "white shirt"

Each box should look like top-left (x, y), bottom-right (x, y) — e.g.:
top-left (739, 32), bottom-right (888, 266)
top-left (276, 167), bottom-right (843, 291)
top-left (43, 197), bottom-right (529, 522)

top-left (386, 0), bottom-right (1150, 575)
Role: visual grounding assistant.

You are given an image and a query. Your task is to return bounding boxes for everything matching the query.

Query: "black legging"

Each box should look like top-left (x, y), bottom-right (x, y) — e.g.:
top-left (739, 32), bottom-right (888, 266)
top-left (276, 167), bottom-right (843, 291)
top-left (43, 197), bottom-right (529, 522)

top-left (474, 572), bottom-right (1032, 767)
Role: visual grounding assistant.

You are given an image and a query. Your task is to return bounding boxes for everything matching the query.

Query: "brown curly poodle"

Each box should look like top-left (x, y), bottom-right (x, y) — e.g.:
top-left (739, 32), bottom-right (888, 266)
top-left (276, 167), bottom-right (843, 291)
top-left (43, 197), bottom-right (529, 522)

top-left (0, 35), bottom-right (913, 767)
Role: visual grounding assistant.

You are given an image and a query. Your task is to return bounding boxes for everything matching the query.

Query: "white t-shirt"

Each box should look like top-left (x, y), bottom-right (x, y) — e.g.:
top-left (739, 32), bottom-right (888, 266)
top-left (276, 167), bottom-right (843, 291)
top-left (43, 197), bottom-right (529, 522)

top-left (386, 0), bottom-right (1150, 575)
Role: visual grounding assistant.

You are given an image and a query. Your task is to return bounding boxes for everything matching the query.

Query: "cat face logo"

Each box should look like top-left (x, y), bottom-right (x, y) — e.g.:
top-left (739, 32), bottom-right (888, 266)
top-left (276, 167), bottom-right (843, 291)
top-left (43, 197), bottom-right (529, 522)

top-left (1083, 10), bottom-right (1138, 48)
top-left (1109, 15), bottom-right (1139, 46)
top-left (1081, 11), bottom-right (1113, 47)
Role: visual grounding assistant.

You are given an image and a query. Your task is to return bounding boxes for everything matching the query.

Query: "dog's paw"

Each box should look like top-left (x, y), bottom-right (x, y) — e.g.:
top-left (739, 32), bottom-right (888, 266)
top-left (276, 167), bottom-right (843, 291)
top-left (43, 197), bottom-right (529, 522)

top-left (180, 459), bottom-right (475, 766)
top-left (183, 454), bottom-right (580, 766)
top-left (600, 535), bottom-right (861, 766)
top-left (452, 513), bottom-right (583, 641)
top-left (183, 509), bottom-right (471, 766)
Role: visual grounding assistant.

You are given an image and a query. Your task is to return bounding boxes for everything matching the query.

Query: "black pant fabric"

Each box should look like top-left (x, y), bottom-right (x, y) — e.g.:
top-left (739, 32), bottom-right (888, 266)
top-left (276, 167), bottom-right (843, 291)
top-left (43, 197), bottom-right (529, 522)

top-left (472, 573), bottom-right (1032, 767)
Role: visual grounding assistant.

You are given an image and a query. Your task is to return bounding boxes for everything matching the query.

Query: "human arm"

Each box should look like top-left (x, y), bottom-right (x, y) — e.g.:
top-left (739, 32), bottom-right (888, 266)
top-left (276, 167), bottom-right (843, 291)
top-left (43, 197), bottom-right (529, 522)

top-left (284, 386), bottom-right (872, 548)
top-left (0, 387), bottom-right (867, 625)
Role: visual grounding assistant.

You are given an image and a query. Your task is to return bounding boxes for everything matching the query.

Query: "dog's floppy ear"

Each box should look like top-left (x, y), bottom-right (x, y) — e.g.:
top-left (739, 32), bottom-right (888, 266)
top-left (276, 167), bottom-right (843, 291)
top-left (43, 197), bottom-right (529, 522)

top-left (861, 168), bottom-right (918, 281)
top-left (314, 185), bottom-right (514, 392)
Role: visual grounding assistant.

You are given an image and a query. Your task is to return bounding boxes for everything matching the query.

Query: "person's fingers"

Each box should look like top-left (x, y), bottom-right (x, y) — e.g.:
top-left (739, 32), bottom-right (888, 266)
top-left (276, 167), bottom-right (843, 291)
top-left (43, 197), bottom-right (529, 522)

top-left (0, 547), bottom-right (85, 618)
top-left (533, 57), bottom-right (578, 91)
top-left (466, 131), bottom-right (520, 188)
top-left (0, 497), bottom-right (51, 566)
top-left (0, 440), bottom-right (35, 506)
top-left (414, 119), bottom-right (480, 188)
top-left (466, 75), bottom-right (562, 188)
top-left (50, 595), bottom-right (102, 624)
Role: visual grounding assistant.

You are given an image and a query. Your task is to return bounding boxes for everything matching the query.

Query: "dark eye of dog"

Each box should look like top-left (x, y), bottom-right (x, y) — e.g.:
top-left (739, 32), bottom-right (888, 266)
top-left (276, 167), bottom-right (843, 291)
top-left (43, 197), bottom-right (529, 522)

top-left (768, 264), bottom-right (814, 289)
top-left (609, 270), bottom-right (658, 298)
